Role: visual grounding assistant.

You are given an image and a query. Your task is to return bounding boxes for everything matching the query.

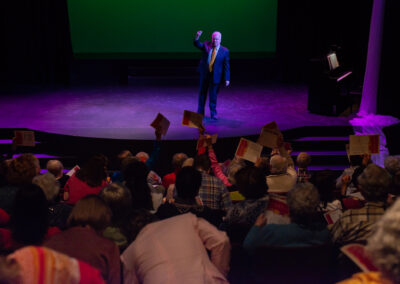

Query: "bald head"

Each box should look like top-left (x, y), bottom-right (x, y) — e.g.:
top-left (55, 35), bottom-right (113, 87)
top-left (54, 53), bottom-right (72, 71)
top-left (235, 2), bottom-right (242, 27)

top-left (212, 31), bottom-right (221, 47)
top-left (46, 160), bottom-right (64, 178)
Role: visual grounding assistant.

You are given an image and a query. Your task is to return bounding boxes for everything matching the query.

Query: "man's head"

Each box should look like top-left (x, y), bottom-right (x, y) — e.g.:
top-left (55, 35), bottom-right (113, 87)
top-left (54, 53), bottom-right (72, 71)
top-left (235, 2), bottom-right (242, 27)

top-left (384, 156), bottom-right (400, 175)
top-left (46, 160), bottom-right (64, 179)
top-left (194, 154), bottom-right (211, 172)
top-left (136, 152), bottom-right (149, 163)
top-left (235, 165), bottom-right (268, 199)
top-left (7, 154), bottom-right (40, 185)
top-left (296, 152), bottom-right (311, 169)
top-left (212, 31), bottom-right (221, 47)
top-left (358, 164), bottom-right (391, 202)
top-left (172, 153), bottom-right (188, 171)
top-left (175, 166), bottom-right (202, 201)
top-left (270, 155), bottom-right (288, 174)
top-left (287, 182), bottom-right (320, 226)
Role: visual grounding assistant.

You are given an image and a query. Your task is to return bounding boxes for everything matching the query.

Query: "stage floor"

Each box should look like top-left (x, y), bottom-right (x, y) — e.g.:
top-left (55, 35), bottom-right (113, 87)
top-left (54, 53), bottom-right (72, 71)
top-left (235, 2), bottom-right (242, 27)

top-left (0, 77), bottom-right (351, 140)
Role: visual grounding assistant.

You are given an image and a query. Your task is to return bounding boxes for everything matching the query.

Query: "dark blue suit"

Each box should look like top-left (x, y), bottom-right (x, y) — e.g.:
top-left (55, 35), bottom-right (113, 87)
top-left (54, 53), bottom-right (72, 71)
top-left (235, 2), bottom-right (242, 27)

top-left (194, 39), bottom-right (230, 117)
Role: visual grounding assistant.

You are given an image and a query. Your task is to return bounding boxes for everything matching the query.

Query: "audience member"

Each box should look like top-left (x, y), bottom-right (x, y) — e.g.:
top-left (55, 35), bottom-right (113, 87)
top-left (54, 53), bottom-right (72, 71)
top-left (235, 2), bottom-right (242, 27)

top-left (384, 156), bottom-right (400, 204)
top-left (296, 152), bottom-right (311, 183)
top-left (267, 154), bottom-right (297, 193)
top-left (384, 156), bottom-right (400, 176)
top-left (33, 173), bottom-right (72, 230)
top-left (0, 154), bottom-right (40, 213)
top-left (339, 198), bottom-right (400, 284)
top-left (220, 166), bottom-right (269, 242)
top-left (2, 246), bottom-right (105, 284)
top-left (121, 213), bottom-right (230, 284)
top-left (194, 154), bottom-right (232, 212)
top-left (123, 159), bottom-right (163, 212)
top-left (336, 155), bottom-right (364, 196)
top-left (111, 150), bottom-right (133, 183)
top-left (330, 164), bottom-right (391, 247)
top-left (1, 184), bottom-right (60, 252)
top-left (100, 183), bottom-right (136, 251)
top-left (244, 182), bottom-right (329, 253)
top-left (44, 195), bottom-right (120, 284)
top-left (310, 170), bottom-right (343, 212)
top-left (63, 154), bottom-right (109, 205)
top-left (46, 160), bottom-right (70, 198)
top-left (263, 151), bottom-right (297, 225)
top-left (10, 184), bottom-right (49, 246)
top-left (156, 166), bottom-right (223, 227)
top-left (162, 152), bottom-right (188, 189)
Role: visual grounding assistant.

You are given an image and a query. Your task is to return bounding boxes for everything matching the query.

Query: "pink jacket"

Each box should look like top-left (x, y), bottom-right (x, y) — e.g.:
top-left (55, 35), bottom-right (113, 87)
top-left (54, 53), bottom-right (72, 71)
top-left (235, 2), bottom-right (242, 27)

top-left (121, 213), bottom-right (230, 284)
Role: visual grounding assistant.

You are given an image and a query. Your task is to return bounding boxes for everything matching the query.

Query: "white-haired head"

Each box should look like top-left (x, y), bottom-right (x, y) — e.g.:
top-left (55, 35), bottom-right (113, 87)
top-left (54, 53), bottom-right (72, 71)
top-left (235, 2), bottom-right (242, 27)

top-left (212, 31), bottom-right (222, 47)
top-left (270, 155), bottom-right (288, 174)
top-left (367, 198), bottom-right (400, 283)
top-left (32, 172), bottom-right (60, 201)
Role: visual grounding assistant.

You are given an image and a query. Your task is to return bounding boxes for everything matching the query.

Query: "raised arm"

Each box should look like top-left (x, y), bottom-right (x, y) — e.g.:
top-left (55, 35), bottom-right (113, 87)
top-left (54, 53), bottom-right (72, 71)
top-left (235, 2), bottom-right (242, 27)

top-left (145, 127), bottom-right (162, 170)
top-left (208, 143), bottom-right (232, 187)
top-left (193, 30), bottom-right (204, 50)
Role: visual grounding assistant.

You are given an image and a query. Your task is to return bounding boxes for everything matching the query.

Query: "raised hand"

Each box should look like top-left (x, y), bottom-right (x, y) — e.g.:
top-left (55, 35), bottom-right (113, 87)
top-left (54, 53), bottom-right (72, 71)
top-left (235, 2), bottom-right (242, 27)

top-left (195, 30), bottom-right (203, 40)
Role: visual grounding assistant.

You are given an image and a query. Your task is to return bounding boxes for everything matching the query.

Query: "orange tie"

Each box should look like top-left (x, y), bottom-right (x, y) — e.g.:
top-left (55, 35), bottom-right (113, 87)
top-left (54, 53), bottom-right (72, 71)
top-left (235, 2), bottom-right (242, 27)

top-left (209, 48), bottom-right (217, 72)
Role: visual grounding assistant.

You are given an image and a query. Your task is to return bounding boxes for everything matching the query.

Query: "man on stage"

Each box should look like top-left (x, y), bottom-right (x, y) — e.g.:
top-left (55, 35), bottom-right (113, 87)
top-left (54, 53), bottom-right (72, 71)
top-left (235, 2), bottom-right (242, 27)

top-left (194, 30), bottom-right (230, 120)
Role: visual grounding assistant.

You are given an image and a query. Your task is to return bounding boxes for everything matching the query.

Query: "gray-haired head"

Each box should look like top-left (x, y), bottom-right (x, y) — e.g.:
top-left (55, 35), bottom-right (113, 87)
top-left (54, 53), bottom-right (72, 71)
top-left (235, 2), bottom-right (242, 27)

top-left (270, 155), bottom-right (288, 174)
top-left (384, 156), bottom-right (400, 175)
top-left (357, 164), bottom-right (391, 202)
top-left (46, 160), bottom-right (64, 178)
top-left (32, 172), bottom-right (60, 201)
top-left (366, 198), bottom-right (400, 283)
top-left (136, 152), bottom-right (149, 163)
top-left (287, 182), bottom-right (320, 226)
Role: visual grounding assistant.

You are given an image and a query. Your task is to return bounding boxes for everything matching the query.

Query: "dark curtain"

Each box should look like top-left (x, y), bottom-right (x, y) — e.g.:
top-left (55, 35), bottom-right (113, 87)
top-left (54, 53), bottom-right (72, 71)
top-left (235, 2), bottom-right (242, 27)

top-left (377, 0), bottom-right (399, 118)
top-left (0, 0), bottom-right (72, 87)
top-left (276, 0), bottom-right (373, 83)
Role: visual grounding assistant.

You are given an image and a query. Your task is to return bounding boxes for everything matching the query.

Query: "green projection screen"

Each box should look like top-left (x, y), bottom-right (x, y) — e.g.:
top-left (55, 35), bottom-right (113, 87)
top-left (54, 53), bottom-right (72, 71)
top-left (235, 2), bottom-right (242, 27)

top-left (67, 0), bottom-right (277, 59)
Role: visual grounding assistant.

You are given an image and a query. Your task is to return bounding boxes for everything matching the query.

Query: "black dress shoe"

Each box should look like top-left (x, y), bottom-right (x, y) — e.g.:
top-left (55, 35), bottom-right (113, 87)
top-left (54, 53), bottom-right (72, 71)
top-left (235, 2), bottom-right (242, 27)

top-left (211, 115), bottom-right (218, 121)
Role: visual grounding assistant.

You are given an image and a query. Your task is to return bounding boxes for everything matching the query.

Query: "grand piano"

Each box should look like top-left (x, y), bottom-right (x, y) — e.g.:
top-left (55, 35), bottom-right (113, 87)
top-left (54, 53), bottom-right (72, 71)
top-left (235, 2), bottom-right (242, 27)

top-left (308, 51), bottom-right (352, 116)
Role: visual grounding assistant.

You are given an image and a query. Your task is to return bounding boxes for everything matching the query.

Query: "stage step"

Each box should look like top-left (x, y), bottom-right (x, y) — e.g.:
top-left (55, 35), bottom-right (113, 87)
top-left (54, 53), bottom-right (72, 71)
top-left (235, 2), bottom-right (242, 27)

top-left (288, 129), bottom-right (352, 174)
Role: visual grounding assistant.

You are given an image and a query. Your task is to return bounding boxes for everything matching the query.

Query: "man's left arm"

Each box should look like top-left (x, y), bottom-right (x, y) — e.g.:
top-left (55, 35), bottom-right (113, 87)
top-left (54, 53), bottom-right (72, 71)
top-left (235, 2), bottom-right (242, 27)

top-left (224, 50), bottom-right (230, 86)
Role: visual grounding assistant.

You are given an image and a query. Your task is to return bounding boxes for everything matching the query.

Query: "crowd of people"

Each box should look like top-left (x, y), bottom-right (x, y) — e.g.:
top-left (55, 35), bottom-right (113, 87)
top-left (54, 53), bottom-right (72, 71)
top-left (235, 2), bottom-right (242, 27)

top-left (1, 129), bottom-right (400, 284)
